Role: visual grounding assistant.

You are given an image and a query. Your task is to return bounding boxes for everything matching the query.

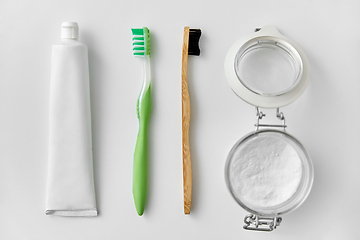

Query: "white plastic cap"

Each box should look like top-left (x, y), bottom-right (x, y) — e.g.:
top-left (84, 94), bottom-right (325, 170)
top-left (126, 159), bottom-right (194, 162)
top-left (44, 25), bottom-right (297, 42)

top-left (61, 22), bottom-right (79, 39)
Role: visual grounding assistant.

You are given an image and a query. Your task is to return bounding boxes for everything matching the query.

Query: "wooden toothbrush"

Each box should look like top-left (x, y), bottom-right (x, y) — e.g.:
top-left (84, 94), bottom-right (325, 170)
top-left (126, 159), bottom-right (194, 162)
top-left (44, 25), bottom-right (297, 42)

top-left (181, 26), bottom-right (201, 215)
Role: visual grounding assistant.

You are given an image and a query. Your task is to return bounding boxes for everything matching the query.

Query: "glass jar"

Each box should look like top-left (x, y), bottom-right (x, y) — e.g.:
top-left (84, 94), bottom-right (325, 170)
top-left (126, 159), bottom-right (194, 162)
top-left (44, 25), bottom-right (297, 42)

top-left (224, 26), bottom-right (314, 231)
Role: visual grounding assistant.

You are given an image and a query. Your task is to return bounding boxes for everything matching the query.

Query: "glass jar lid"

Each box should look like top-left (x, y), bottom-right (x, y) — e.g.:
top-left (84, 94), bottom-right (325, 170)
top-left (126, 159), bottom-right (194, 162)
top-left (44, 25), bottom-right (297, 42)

top-left (225, 26), bottom-right (310, 108)
top-left (225, 129), bottom-right (314, 217)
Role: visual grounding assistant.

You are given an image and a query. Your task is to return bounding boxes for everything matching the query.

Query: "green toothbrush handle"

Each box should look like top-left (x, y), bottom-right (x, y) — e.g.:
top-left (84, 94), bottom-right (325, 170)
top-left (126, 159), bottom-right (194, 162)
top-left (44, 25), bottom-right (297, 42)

top-left (133, 85), bottom-right (151, 216)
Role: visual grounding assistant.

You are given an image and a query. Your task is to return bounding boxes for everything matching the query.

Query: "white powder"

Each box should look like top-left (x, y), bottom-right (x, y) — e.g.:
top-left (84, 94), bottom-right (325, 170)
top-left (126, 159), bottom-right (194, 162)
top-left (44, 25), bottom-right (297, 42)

top-left (229, 133), bottom-right (302, 207)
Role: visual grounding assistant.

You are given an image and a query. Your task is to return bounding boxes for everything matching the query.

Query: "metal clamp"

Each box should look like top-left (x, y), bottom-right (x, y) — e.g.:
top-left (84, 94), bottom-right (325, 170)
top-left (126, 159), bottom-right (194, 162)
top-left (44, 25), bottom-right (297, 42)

top-left (255, 107), bottom-right (287, 131)
top-left (244, 214), bottom-right (282, 232)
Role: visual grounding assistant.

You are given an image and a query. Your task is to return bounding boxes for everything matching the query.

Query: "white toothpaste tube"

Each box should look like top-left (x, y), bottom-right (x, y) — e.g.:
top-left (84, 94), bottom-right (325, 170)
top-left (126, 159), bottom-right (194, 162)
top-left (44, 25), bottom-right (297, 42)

top-left (46, 22), bottom-right (97, 217)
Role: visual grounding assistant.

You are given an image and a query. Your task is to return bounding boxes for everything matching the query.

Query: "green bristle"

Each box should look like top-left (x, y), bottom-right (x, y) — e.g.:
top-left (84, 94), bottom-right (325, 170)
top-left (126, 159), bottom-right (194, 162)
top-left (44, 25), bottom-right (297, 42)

top-left (131, 27), bottom-right (150, 56)
top-left (131, 28), bottom-right (144, 35)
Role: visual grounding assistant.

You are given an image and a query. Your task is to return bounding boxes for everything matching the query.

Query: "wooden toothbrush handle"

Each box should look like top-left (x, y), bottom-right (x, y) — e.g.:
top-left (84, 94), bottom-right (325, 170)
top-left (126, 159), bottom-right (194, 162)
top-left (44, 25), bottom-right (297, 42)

top-left (182, 27), bottom-right (192, 215)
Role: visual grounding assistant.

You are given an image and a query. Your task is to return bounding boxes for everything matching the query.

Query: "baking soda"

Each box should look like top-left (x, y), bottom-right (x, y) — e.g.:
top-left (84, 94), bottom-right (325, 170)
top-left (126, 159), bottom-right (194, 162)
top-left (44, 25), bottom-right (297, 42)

top-left (229, 134), bottom-right (302, 207)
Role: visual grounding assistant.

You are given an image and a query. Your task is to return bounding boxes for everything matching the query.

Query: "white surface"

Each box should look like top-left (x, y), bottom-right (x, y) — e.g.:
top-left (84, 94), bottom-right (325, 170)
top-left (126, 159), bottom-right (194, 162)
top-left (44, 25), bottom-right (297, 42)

top-left (0, 0), bottom-right (359, 239)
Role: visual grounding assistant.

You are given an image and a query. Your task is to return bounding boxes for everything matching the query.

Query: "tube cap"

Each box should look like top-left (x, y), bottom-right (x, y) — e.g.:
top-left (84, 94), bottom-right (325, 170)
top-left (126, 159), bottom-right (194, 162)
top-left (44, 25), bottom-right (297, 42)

top-left (61, 22), bottom-right (79, 39)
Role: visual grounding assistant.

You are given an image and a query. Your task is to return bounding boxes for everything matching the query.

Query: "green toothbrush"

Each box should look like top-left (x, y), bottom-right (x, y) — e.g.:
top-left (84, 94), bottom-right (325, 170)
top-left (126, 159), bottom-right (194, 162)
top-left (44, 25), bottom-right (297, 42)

top-left (131, 27), bottom-right (151, 216)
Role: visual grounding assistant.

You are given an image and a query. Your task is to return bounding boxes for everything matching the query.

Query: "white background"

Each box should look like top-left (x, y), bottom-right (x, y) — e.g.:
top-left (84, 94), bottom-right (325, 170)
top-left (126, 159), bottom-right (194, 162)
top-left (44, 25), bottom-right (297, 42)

top-left (1, 0), bottom-right (359, 239)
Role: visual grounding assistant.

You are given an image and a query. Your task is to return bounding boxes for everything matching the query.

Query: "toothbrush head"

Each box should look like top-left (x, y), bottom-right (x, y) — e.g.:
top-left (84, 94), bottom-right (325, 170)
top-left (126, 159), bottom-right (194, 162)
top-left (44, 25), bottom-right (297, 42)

top-left (188, 29), bottom-right (201, 56)
top-left (131, 27), bottom-right (150, 57)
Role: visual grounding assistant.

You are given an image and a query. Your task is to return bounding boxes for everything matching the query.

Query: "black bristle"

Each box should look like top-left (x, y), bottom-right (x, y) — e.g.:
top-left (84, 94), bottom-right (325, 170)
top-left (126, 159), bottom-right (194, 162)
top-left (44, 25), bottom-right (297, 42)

top-left (188, 29), bottom-right (201, 56)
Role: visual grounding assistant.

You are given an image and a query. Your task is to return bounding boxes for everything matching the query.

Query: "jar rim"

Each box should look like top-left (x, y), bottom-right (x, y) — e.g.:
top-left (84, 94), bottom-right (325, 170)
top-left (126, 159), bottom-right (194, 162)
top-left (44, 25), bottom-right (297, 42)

top-left (234, 37), bottom-right (303, 97)
top-left (224, 26), bottom-right (310, 108)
